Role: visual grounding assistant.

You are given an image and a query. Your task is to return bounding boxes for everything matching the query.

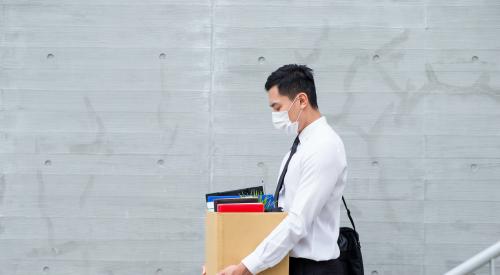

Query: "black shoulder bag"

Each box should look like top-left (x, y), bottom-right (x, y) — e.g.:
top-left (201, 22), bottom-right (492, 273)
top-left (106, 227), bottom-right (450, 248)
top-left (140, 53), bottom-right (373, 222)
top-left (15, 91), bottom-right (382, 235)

top-left (337, 196), bottom-right (364, 275)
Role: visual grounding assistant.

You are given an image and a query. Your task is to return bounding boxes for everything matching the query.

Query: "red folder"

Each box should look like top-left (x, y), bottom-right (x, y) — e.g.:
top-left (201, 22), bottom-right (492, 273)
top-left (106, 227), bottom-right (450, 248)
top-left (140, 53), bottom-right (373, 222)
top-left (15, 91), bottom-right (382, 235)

top-left (217, 203), bottom-right (264, 212)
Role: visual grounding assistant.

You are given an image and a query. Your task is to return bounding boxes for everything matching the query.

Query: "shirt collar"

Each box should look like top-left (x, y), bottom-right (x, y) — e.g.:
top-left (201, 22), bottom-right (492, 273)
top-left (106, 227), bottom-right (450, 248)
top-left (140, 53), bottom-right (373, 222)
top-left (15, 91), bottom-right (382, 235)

top-left (298, 116), bottom-right (327, 143)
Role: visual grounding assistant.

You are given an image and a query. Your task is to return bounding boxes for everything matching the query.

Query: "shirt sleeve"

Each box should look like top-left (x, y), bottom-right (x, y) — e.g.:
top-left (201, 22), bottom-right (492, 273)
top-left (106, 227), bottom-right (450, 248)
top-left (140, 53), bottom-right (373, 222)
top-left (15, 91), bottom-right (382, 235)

top-left (241, 143), bottom-right (346, 274)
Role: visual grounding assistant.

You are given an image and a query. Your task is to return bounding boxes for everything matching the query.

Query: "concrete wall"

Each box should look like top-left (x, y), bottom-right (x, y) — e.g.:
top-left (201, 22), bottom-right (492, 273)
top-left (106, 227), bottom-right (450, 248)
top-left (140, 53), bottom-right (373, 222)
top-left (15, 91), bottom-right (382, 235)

top-left (1, 0), bottom-right (499, 274)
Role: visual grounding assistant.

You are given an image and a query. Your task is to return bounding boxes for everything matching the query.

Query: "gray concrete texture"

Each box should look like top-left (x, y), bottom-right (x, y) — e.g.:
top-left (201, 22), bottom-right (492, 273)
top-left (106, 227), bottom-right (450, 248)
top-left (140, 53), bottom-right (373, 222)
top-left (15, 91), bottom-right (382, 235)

top-left (0, 0), bottom-right (499, 274)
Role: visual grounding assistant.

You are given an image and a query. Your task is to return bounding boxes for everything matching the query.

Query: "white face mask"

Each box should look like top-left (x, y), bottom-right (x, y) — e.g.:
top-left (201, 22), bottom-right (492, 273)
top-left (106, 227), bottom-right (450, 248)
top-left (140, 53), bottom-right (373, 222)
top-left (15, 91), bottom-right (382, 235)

top-left (271, 96), bottom-right (303, 136)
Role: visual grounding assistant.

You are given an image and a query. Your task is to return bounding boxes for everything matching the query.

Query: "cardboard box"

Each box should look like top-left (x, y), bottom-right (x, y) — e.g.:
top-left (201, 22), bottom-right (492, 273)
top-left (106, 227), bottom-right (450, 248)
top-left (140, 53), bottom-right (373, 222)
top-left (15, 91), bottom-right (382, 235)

top-left (205, 211), bottom-right (289, 275)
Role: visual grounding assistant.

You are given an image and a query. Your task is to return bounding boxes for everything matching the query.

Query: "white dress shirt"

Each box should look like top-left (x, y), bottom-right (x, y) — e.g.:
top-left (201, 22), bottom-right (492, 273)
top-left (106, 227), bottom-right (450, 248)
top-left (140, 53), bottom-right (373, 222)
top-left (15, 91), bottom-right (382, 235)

top-left (241, 116), bottom-right (348, 274)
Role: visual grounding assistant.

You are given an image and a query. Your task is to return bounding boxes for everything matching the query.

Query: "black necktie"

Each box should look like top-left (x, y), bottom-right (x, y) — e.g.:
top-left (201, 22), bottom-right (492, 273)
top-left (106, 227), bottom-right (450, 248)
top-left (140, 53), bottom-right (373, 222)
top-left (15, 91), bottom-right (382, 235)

top-left (273, 135), bottom-right (300, 210)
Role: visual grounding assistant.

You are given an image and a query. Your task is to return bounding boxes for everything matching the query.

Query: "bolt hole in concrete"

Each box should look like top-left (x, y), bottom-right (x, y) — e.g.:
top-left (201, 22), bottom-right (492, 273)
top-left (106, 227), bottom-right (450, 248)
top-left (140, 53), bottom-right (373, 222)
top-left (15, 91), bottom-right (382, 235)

top-left (159, 53), bottom-right (166, 59)
top-left (156, 268), bottom-right (163, 274)
top-left (372, 54), bottom-right (380, 61)
top-left (472, 55), bottom-right (479, 62)
top-left (43, 266), bottom-right (50, 272)
top-left (44, 160), bottom-right (52, 166)
top-left (371, 271), bottom-right (378, 275)
top-left (46, 53), bottom-right (54, 59)
top-left (371, 160), bottom-right (379, 167)
top-left (258, 56), bottom-right (266, 64)
top-left (470, 163), bottom-right (479, 172)
top-left (157, 159), bottom-right (165, 166)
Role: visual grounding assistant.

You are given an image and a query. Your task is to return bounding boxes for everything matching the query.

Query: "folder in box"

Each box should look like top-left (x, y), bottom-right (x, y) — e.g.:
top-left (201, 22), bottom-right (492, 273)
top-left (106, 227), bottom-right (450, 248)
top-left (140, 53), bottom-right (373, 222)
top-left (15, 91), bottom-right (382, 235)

top-left (217, 203), bottom-right (264, 212)
top-left (206, 195), bottom-right (241, 210)
top-left (214, 197), bottom-right (260, 212)
top-left (205, 186), bottom-right (264, 202)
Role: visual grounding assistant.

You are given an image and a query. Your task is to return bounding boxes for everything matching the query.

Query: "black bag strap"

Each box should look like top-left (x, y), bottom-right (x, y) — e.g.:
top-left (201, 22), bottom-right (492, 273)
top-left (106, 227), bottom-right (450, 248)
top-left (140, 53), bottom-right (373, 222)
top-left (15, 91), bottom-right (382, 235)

top-left (342, 196), bottom-right (356, 233)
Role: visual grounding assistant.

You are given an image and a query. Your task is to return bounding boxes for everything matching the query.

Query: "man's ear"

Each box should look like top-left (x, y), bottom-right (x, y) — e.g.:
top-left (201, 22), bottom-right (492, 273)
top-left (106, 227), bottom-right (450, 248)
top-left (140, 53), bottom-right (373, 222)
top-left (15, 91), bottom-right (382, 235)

top-left (298, 92), bottom-right (309, 109)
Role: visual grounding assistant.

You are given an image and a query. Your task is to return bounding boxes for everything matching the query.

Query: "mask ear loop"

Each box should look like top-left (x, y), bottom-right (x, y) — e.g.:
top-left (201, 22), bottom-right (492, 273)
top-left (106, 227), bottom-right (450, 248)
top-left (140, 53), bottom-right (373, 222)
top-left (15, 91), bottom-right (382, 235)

top-left (290, 95), bottom-right (303, 124)
top-left (287, 95), bottom-right (299, 112)
top-left (295, 107), bottom-right (303, 123)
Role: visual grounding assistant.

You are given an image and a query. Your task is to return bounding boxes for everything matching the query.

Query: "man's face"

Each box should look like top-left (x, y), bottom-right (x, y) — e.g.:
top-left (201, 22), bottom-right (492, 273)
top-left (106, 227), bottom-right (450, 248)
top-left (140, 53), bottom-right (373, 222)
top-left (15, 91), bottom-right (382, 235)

top-left (267, 85), bottom-right (302, 122)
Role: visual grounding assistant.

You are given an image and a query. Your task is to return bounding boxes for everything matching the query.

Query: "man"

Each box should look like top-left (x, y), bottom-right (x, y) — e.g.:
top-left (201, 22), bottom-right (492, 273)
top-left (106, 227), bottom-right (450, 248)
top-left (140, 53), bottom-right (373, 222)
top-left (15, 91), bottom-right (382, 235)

top-left (206, 64), bottom-right (347, 275)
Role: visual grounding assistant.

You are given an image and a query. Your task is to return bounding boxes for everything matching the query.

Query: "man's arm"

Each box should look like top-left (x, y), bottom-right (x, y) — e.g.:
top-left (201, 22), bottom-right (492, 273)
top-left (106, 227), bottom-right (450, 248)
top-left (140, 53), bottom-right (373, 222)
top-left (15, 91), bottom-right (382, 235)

top-left (241, 143), bottom-right (345, 274)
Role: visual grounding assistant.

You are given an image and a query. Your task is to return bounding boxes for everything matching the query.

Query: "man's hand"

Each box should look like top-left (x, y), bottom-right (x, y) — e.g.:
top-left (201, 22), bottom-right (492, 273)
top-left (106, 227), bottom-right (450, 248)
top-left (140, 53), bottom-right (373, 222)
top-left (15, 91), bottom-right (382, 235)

top-left (202, 264), bottom-right (206, 275)
top-left (216, 263), bottom-right (252, 275)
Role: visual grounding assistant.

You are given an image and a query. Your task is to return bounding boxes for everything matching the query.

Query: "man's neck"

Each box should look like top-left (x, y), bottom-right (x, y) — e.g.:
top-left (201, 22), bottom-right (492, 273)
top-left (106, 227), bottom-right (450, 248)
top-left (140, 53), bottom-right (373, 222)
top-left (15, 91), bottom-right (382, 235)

top-left (298, 109), bottom-right (322, 134)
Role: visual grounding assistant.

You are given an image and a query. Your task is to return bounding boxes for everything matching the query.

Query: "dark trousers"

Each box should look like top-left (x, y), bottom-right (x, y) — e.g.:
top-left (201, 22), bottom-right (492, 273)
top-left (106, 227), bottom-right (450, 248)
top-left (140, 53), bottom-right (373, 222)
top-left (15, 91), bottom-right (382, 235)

top-left (289, 257), bottom-right (344, 275)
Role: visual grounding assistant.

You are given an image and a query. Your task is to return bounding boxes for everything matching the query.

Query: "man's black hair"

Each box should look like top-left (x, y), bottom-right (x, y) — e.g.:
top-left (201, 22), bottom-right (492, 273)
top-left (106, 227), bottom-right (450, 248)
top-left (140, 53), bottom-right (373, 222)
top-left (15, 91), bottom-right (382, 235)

top-left (265, 64), bottom-right (318, 109)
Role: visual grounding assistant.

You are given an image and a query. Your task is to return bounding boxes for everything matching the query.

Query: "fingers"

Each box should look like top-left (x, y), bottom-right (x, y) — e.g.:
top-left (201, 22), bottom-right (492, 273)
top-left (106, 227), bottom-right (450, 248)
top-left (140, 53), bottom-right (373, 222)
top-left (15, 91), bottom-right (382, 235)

top-left (202, 265), bottom-right (206, 275)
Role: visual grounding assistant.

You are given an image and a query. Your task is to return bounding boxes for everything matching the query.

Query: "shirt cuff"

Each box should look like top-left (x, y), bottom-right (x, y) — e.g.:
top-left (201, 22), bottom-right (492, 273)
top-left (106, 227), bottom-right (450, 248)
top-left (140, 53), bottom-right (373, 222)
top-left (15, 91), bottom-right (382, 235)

top-left (241, 252), bottom-right (265, 275)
